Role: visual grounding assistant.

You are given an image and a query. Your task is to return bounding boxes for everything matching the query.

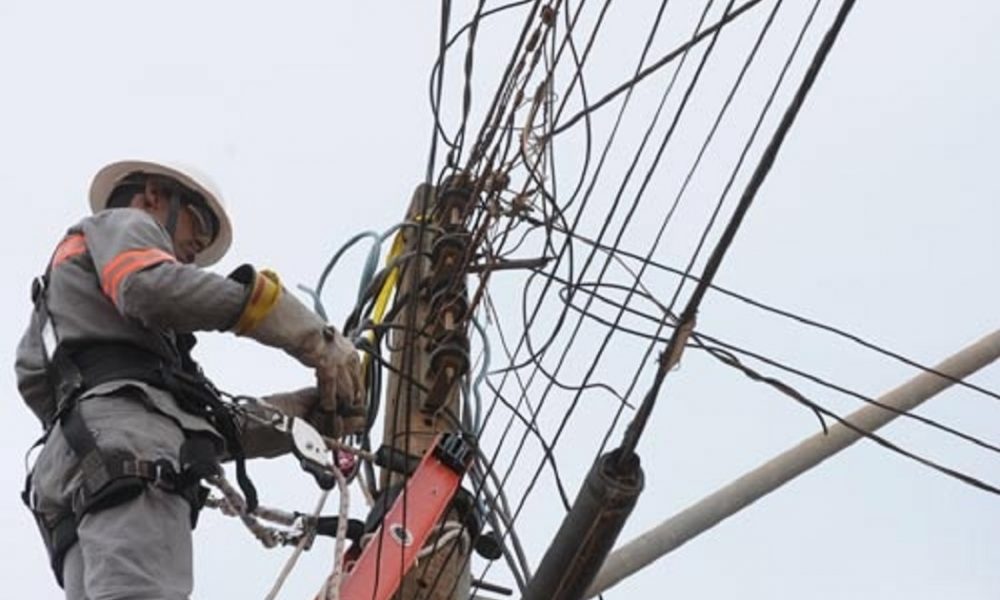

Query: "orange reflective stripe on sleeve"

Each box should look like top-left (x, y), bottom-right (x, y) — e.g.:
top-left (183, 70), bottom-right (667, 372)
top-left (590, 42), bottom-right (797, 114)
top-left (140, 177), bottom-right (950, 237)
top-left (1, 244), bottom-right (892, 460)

top-left (100, 247), bottom-right (177, 305)
top-left (51, 234), bottom-right (87, 269)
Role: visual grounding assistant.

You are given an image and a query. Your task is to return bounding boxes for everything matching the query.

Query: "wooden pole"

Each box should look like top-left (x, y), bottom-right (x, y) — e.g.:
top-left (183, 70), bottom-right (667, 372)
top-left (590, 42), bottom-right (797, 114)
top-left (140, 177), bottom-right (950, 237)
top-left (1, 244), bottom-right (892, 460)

top-left (381, 183), bottom-right (472, 600)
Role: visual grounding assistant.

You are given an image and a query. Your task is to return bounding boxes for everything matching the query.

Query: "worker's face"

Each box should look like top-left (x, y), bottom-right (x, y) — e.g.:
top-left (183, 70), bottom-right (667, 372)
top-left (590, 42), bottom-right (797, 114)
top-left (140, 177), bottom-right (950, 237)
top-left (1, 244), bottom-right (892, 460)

top-left (138, 179), bottom-right (214, 264)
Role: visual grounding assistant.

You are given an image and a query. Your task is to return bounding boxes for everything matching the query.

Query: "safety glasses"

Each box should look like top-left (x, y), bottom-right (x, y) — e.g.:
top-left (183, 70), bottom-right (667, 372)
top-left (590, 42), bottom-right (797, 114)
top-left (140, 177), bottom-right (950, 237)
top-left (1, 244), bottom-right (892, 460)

top-left (184, 202), bottom-right (216, 248)
top-left (146, 176), bottom-right (218, 244)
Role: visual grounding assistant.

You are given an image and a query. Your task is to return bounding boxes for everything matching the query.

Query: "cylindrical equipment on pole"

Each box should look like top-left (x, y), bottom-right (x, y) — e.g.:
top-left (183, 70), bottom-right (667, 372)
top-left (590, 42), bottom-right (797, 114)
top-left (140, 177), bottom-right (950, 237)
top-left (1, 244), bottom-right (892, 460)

top-left (522, 449), bottom-right (644, 600)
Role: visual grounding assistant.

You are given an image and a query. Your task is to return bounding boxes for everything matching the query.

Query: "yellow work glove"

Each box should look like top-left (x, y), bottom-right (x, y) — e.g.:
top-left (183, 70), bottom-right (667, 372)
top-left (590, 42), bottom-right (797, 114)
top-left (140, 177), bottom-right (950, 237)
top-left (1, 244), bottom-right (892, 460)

top-left (231, 266), bottom-right (367, 437)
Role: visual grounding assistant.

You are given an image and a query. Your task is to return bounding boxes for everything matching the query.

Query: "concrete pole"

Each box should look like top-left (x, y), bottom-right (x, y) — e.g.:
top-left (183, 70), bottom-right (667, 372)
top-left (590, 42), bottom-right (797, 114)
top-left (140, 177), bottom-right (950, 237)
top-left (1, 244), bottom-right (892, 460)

top-left (587, 328), bottom-right (1000, 597)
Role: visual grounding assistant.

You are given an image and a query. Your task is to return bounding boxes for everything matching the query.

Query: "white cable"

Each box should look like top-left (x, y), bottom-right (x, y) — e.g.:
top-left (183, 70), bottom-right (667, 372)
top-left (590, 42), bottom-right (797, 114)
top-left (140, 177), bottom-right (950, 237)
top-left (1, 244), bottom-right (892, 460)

top-left (356, 466), bottom-right (375, 507)
top-left (416, 520), bottom-right (470, 560)
top-left (264, 490), bottom-right (331, 600)
top-left (318, 465), bottom-right (351, 600)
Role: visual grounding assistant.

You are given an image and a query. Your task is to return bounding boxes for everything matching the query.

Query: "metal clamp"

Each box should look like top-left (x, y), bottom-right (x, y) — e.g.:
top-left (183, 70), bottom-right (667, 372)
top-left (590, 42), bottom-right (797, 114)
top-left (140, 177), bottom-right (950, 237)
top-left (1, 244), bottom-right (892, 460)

top-left (287, 417), bottom-right (336, 490)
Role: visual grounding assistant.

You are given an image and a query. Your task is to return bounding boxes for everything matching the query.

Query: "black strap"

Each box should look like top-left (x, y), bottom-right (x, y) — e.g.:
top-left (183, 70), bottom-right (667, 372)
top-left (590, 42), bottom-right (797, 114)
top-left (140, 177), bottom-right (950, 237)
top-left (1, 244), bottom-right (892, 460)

top-left (60, 405), bottom-right (110, 497)
top-left (159, 368), bottom-right (258, 511)
top-left (69, 343), bottom-right (168, 391)
top-left (49, 343), bottom-right (259, 512)
top-left (49, 515), bottom-right (78, 586)
top-left (21, 431), bottom-right (49, 509)
top-left (164, 194), bottom-right (181, 239)
top-left (61, 403), bottom-right (201, 516)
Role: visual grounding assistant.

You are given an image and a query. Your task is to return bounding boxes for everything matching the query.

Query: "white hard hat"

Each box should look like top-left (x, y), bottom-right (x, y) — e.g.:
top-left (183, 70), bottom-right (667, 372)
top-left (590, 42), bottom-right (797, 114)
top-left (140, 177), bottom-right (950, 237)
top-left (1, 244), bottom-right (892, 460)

top-left (90, 160), bottom-right (233, 267)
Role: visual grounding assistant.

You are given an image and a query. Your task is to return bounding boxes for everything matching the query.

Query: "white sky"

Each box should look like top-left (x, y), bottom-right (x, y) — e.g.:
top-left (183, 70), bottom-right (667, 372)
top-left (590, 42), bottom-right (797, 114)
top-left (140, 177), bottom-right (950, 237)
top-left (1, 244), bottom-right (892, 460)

top-left (1, 2), bottom-right (998, 599)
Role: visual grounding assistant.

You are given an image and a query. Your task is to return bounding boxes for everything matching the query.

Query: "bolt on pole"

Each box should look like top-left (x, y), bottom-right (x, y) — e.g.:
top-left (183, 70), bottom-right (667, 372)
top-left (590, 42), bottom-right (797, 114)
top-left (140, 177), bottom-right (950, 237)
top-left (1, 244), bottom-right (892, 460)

top-left (587, 328), bottom-right (1000, 597)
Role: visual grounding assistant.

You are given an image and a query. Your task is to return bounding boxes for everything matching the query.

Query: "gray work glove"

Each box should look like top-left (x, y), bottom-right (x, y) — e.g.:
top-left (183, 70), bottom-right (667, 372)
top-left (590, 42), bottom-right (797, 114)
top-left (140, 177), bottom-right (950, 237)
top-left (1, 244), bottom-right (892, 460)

top-left (243, 289), bottom-right (367, 437)
top-left (261, 386), bottom-right (367, 439)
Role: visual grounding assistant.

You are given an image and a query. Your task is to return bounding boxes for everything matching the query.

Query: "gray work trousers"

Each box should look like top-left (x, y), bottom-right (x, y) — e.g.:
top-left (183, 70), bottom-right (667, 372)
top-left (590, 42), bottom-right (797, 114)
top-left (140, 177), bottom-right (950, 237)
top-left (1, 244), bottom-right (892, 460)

top-left (61, 486), bottom-right (193, 600)
top-left (29, 385), bottom-right (210, 600)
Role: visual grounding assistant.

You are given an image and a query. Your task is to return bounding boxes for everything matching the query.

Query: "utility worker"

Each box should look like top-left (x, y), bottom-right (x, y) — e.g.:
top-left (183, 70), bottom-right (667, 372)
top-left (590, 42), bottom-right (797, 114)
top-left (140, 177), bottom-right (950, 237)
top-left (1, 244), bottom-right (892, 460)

top-left (16, 160), bottom-right (367, 599)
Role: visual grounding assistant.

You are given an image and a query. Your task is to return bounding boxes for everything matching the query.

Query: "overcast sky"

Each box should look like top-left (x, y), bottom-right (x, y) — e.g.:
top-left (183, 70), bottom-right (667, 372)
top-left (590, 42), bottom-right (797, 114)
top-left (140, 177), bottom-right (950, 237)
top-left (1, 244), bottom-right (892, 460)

top-left (2, 2), bottom-right (998, 599)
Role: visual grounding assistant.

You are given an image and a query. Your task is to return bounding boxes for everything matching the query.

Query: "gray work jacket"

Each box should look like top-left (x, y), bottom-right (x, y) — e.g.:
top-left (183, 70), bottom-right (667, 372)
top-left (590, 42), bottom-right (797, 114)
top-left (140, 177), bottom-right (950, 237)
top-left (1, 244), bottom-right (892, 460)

top-left (15, 208), bottom-right (277, 519)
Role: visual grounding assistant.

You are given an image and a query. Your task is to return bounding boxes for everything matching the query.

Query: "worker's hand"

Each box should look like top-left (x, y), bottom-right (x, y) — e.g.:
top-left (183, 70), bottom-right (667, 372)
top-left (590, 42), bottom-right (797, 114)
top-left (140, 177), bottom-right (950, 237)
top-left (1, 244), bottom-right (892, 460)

top-left (260, 387), bottom-right (319, 420)
top-left (261, 377), bottom-right (366, 439)
top-left (232, 265), bottom-right (368, 436)
top-left (314, 327), bottom-right (368, 437)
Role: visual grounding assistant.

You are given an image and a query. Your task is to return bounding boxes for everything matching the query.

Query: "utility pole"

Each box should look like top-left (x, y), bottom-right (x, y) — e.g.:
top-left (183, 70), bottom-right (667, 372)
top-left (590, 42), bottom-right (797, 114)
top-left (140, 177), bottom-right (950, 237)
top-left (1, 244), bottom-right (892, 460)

top-left (379, 181), bottom-right (474, 600)
top-left (586, 328), bottom-right (1000, 597)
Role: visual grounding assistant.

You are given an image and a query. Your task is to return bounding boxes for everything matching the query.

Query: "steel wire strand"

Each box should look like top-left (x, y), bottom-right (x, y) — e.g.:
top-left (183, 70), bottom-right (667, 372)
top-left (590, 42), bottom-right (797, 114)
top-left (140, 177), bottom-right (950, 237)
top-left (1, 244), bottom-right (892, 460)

top-left (466, 4), bottom-right (730, 587)
top-left (551, 0), bottom-right (768, 136)
top-left (530, 0), bottom-right (608, 216)
top-left (451, 1), bottom-right (487, 163)
top-left (471, 4), bottom-right (845, 587)
top-left (696, 339), bottom-right (1000, 496)
top-left (552, 277), bottom-right (1000, 454)
top-left (500, 0), bottom-right (709, 392)
top-left (542, 224), bottom-right (1000, 405)
top-left (428, 0), bottom-right (488, 156)
top-left (484, 1), bottom-right (729, 554)
top-left (695, 330), bottom-right (1000, 454)
top-left (482, 378), bottom-right (572, 507)
top-left (426, 0), bottom-right (454, 185)
top-left (488, 0), bottom-right (636, 228)
top-left (510, 0), bottom-right (761, 444)
top-left (659, 0), bottom-right (819, 338)
top-left (585, 0), bottom-right (823, 457)
top-left (540, 252), bottom-right (1000, 503)
top-left (466, 0), bottom-right (594, 208)
top-left (414, 4), bottom-right (756, 596)
top-left (428, 0), bottom-right (537, 125)
top-left (619, 0), bottom-right (857, 459)
top-left (483, 296), bottom-right (575, 509)
top-left (490, 0), bottom-right (603, 209)
top-left (398, 0), bottom-right (772, 584)
top-left (476, 0), bottom-right (675, 388)
top-left (465, 0), bottom-right (548, 170)
top-left (406, 0), bottom-right (796, 592)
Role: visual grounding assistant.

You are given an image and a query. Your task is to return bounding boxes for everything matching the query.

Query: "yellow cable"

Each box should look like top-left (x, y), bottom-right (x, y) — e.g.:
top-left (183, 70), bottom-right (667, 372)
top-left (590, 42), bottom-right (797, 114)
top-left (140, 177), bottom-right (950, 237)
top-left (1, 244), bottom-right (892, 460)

top-left (363, 232), bottom-right (405, 371)
top-left (372, 233), bottom-right (405, 325)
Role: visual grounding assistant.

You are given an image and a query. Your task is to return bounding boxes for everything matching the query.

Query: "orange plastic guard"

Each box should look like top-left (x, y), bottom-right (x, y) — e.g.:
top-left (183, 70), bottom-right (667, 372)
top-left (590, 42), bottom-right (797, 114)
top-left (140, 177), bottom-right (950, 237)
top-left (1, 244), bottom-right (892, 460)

top-left (339, 433), bottom-right (471, 600)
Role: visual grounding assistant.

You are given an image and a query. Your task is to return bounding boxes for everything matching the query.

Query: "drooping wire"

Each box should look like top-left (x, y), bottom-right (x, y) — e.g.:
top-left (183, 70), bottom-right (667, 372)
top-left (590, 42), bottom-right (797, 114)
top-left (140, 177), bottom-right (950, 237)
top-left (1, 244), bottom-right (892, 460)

top-left (697, 339), bottom-right (1000, 496)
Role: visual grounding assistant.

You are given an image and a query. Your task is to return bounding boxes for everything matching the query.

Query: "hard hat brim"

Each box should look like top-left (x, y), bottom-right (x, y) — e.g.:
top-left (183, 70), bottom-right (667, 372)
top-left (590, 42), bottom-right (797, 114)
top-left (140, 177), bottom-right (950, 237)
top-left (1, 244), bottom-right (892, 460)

top-left (90, 160), bottom-right (232, 267)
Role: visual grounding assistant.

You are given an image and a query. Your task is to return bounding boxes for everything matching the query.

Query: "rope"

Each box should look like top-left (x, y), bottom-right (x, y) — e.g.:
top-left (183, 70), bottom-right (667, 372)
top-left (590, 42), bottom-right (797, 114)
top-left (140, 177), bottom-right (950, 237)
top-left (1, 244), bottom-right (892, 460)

top-left (317, 465), bottom-right (351, 600)
top-left (206, 474), bottom-right (282, 548)
top-left (265, 490), bottom-right (331, 600)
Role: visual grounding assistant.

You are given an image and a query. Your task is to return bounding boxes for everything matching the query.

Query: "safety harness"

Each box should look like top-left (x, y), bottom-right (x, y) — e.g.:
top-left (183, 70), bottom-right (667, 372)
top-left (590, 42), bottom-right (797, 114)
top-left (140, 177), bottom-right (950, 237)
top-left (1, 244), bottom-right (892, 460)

top-left (22, 242), bottom-right (257, 586)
